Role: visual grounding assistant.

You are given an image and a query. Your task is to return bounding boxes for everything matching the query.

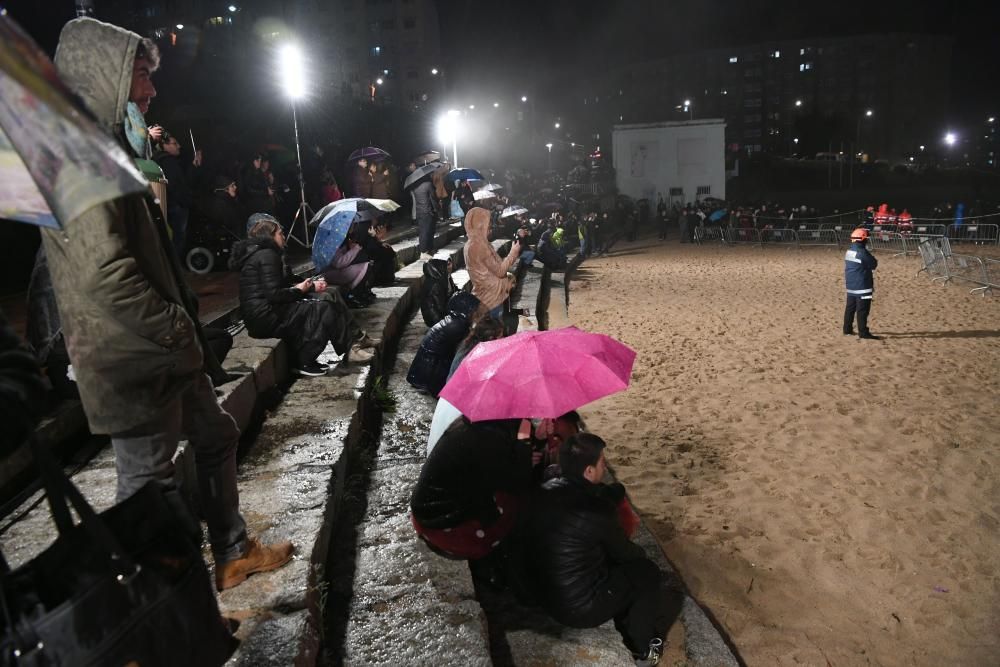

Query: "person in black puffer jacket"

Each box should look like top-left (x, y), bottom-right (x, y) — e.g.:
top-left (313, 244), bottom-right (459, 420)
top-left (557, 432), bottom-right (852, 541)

top-left (419, 258), bottom-right (456, 326)
top-left (406, 291), bottom-right (480, 396)
top-left (229, 215), bottom-right (375, 376)
top-left (522, 433), bottom-right (683, 663)
top-left (410, 417), bottom-right (534, 560)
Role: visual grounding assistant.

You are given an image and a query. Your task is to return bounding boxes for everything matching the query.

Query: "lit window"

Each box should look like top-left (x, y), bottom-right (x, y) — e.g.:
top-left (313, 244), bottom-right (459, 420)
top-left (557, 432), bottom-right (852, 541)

top-left (729, 56), bottom-right (739, 63)
top-left (771, 50), bottom-right (780, 58)
top-left (800, 48), bottom-right (806, 55)
top-left (799, 62), bottom-right (812, 72)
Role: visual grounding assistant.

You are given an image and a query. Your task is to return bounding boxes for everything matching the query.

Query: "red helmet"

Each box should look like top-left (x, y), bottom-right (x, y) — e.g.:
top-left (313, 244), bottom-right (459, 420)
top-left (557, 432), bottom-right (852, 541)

top-left (850, 228), bottom-right (869, 242)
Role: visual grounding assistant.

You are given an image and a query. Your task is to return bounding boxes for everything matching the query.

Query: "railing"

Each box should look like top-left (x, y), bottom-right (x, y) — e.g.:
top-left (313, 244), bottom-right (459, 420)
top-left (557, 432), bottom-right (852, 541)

top-left (946, 223), bottom-right (999, 245)
top-left (725, 227), bottom-right (762, 246)
top-left (797, 228), bottom-right (841, 247)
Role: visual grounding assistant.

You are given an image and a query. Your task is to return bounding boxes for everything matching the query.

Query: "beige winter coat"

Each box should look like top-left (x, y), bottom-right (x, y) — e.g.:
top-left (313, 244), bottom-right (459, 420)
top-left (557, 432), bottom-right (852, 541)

top-left (41, 18), bottom-right (202, 433)
top-left (462, 208), bottom-right (519, 310)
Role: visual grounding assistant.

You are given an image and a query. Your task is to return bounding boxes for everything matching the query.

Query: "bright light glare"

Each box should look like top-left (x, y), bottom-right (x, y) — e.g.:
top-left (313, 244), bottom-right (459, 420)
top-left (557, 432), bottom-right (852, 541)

top-left (793, 138), bottom-right (799, 144)
top-left (176, 23), bottom-right (184, 29)
top-left (554, 122), bottom-right (560, 129)
top-left (279, 44), bottom-right (305, 100)
top-left (376, 77), bottom-right (383, 85)
top-left (944, 132), bottom-right (956, 146)
top-left (438, 110), bottom-right (461, 145)
top-left (469, 104), bottom-right (475, 110)
top-left (919, 145), bottom-right (925, 150)
top-left (989, 117), bottom-right (996, 123)
top-left (683, 99), bottom-right (691, 106)
top-left (545, 143), bottom-right (553, 150)
top-left (794, 99), bottom-right (802, 107)
top-left (493, 102), bottom-right (499, 108)
top-left (521, 95), bottom-right (528, 102)
top-left (228, 4), bottom-right (237, 11)
top-left (865, 109), bottom-right (873, 117)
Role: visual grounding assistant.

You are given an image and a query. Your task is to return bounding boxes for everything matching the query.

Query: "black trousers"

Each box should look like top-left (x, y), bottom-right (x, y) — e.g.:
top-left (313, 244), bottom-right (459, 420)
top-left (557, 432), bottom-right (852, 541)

top-left (556, 558), bottom-right (683, 655)
top-left (843, 294), bottom-right (872, 335)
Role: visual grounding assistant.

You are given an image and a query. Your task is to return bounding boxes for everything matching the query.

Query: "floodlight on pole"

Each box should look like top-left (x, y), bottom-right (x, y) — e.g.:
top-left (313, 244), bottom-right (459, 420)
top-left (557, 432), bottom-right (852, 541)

top-left (794, 99), bottom-right (803, 107)
top-left (431, 68), bottom-right (439, 75)
top-left (521, 95), bottom-right (528, 102)
top-left (376, 77), bottom-right (383, 85)
top-left (278, 44), bottom-right (313, 247)
top-left (438, 110), bottom-right (461, 166)
top-left (228, 4), bottom-right (237, 11)
top-left (545, 142), bottom-right (553, 170)
top-left (945, 132), bottom-right (956, 146)
top-left (176, 24), bottom-right (184, 30)
top-left (865, 109), bottom-right (873, 117)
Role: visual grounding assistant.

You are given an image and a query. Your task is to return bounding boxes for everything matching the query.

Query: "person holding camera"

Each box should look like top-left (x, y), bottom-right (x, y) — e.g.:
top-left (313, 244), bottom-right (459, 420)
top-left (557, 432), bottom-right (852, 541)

top-left (230, 214), bottom-right (376, 376)
top-left (464, 207), bottom-right (521, 318)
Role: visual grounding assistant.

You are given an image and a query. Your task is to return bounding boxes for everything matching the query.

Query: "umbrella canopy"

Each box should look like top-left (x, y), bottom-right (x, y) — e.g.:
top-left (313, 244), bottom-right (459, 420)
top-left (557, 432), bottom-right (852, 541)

top-left (439, 326), bottom-right (636, 421)
top-left (309, 197), bottom-right (400, 227)
top-left (0, 15), bottom-right (149, 229)
top-left (447, 167), bottom-right (484, 182)
top-left (311, 210), bottom-right (356, 269)
top-left (347, 146), bottom-right (391, 162)
top-left (403, 161), bottom-right (443, 190)
top-left (539, 202), bottom-right (563, 212)
top-left (501, 205), bottom-right (528, 218)
top-left (472, 188), bottom-right (499, 201)
top-left (413, 150), bottom-right (441, 165)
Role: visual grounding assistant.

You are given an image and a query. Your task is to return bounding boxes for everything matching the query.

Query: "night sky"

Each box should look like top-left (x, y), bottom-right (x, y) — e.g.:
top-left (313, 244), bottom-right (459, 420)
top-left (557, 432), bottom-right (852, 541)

top-left (4, 0), bottom-right (998, 122)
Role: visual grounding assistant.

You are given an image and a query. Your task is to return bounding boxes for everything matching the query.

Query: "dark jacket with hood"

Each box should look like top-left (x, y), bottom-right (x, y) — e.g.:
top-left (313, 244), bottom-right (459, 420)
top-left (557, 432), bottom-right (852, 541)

top-left (229, 237), bottom-right (306, 338)
top-left (406, 291), bottom-right (479, 396)
top-left (410, 418), bottom-right (533, 529)
top-left (40, 18), bottom-right (204, 434)
top-left (419, 258), bottom-right (456, 326)
top-left (525, 476), bottom-right (647, 622)
top-left (153, 149), bottom-right (196, 209)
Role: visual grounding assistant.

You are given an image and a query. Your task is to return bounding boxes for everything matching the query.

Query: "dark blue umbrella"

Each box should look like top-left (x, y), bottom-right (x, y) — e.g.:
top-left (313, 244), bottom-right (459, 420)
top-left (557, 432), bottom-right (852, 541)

top-left (312, 210), bottom-right (356, 269)
top-left (447, 167), bottom-right (484, 182)
top-left (347, 146), bottom-right (391, 162)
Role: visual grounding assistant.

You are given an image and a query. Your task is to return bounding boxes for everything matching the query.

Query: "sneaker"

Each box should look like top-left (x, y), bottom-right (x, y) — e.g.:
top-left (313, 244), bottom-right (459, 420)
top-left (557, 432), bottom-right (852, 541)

top-left (859, 333), bottom-right (882, 340)
top-left (634, 638), bottom-right (663, 667)
top-left (293, 361), bottom-right (327, 377)
top-left (215, 537), bottom-right (294, 591)
top-left (355, 332), bottom-right (380, 349)
top-left (347, 344), bottom-right (374, 364)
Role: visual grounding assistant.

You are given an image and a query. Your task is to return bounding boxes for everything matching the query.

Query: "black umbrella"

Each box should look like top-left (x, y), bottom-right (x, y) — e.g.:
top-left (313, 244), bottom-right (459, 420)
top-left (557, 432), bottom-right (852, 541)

top-left (413, 150), bottom-right (441, 165)
top-left (403, 161), bottom-right (443, 190)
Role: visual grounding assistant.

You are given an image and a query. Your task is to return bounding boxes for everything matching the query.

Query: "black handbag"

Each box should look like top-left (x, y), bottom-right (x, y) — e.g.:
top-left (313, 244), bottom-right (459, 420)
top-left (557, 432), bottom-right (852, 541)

top-left (0, 440), bottom-right (237, 666)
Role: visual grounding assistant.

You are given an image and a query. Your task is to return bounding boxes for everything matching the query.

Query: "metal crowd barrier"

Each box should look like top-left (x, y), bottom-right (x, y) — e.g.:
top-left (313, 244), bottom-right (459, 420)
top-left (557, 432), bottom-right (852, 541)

top-left (916, 239), bottom-right (950, 283)
top-left (947, 223), bottom-right (1000, 245)
top-left (867, 230), bottom-right (907, 256)
top-left (760, 228), bottom-right (798, 245)
top-left (694, 226), bottom-right (727, 244)
top-left (726, 227), bottom-right (762, 246)
top-left (797, 228), bottom-right (841, 247)
top-left (946, 254), bottom-right (993, 295)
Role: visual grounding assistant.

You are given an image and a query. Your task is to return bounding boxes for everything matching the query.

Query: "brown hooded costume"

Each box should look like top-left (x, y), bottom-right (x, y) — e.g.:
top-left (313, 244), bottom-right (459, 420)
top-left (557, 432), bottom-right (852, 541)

top-left (462, 208), bottom-right (519, 311)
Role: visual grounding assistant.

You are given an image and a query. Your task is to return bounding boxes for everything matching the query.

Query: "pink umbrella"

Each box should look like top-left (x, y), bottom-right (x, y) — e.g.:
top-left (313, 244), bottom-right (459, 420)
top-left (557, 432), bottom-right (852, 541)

top-left (439, 326), bottom-right (636, 421)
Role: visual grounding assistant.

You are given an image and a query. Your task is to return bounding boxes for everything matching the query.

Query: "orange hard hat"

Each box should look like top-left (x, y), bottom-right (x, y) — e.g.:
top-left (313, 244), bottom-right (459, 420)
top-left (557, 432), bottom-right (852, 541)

top-left (850, 228), bottom-right (869, 242)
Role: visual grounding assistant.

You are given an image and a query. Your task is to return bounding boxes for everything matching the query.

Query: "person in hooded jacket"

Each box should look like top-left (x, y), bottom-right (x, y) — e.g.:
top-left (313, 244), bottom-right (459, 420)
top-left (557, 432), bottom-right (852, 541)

top-left (843, 228), bottom-right (880, 340)
top-left (419, 257), bottom-right (457, 326)
top-left (239, 153), bottom-right (273, 218)
top-left (406, 292), bottom-right (481, 396)
top-left (230, 216), bottom-right (377, 376)
top-left (522, 433), bottom-right (682, 665)
top-left (43, 17), bottom-right (292, 591)
top-left (204, 174), bottom-right (243, 240)
top-left (464, 208), bottom-right (521, 318)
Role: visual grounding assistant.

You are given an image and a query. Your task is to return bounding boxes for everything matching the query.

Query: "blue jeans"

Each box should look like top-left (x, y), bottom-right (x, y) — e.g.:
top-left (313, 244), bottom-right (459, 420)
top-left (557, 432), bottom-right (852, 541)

top-left (110, 373), bottom-right (248, 563)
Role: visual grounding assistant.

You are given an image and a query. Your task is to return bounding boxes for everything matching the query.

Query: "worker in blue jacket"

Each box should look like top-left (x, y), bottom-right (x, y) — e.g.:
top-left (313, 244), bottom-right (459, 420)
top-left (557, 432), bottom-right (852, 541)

top-left (843, 228), bottom-right (880, 340)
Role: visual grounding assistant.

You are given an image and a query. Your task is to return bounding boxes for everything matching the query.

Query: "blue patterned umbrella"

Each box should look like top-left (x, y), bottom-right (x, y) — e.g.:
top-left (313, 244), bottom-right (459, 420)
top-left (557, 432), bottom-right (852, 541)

top-left (312, 210), bottom-right (356, 270)
top-left (309, 197), bottom-right (400, 227)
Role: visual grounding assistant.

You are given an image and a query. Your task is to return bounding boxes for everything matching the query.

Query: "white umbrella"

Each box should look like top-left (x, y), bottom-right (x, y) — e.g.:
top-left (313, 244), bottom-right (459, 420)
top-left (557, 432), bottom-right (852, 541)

top-left (427, 397), bottom-right (463, 454)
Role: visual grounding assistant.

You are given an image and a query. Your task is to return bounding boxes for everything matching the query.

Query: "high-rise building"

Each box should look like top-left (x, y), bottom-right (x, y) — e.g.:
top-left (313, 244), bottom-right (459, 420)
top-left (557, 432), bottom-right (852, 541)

top-left (569, 33), bottom-right (952, 162)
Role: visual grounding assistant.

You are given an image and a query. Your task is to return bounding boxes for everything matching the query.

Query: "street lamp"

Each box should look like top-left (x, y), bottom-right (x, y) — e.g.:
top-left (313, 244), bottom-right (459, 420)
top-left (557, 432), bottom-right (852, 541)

top-left (438, 110), bottom-right (461, 166)
top-left (431, 68), bottom-right (439, 75)
top-left (794, 99), bottom-right (803, 107)
top-left (493, 102), bottom-right (499, 108)
top-left (545, 142), bottom-right (553, 170)
top-left (554, 122), bottom-right (560, 129)
top-left (468, 104), bottom-right (475, 110)
top-left (375, 77), bottom-right (383, 85)
top-left (851, 109), bottom-right (873, 189)
top-left (682, 99), bottom-right (692, 120)
top-left (945, 132), bottom-right (956, 146)
top-left (228, 4), bottom-right (237, 11)
top-left (278, 43), bottom-right (313, 247)
top-left (521, 95), bottom-right (528, 102)
top-left (175, 23), bottom-right (184, 30)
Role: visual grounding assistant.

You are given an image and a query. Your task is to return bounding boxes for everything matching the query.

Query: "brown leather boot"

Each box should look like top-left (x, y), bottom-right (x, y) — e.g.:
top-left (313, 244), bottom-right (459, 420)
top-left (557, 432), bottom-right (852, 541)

top-left (215, 537), bottom-right (294, 591)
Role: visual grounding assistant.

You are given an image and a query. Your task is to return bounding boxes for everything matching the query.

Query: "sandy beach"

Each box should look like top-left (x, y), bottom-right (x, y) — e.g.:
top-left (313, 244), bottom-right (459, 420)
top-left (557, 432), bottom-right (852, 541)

top-left (554, 235), bottom-right (1000, 666)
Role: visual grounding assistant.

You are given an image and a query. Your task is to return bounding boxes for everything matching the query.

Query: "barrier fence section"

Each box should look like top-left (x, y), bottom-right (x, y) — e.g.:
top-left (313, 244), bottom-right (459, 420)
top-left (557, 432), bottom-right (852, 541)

top-left (867, 231), bottom-right (907, 256)
top-left (760, 228), bottom-right (799, 246)
top-left (947, 224), bottom-right (1000, 245)
top-left (694, 226), bottom-right (727, 244)
top-left (726, 227), bottom-right (762, 246)
top-left (917, 239), bottom-right (949, 283)
top-left (797, 228), bottom-right (841, 247)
